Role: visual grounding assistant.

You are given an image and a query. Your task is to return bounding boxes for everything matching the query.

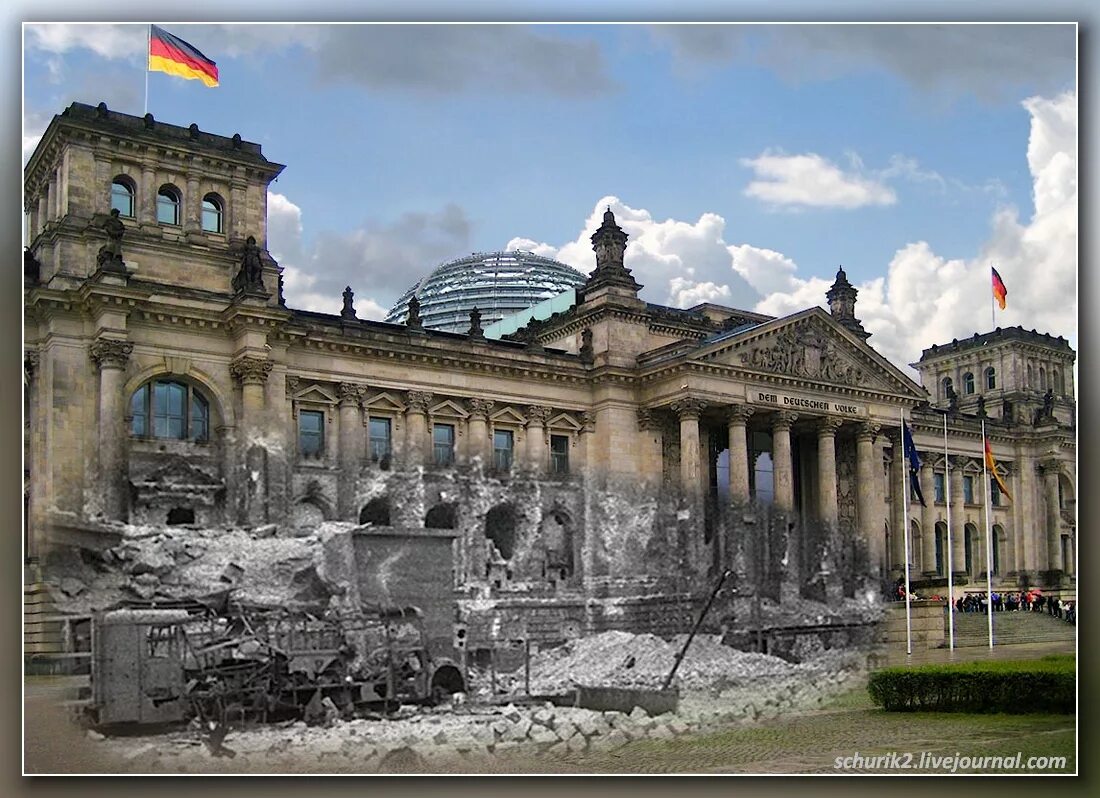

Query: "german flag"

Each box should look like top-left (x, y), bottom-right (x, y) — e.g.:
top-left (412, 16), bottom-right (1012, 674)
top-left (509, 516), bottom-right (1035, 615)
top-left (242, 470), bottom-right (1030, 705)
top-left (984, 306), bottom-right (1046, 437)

top-left (991, 266), bottom-right (1007, 310)
top-left (149, 25), bottom-right (218, 88)
top-left (984, 439), bottom-right (1012, 502)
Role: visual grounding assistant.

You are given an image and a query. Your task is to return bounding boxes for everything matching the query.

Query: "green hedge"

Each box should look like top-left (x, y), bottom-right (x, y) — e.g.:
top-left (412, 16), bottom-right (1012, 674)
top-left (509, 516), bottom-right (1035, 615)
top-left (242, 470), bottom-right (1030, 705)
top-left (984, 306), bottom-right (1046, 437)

top-left (867, 655), bottom-right (1075, 713)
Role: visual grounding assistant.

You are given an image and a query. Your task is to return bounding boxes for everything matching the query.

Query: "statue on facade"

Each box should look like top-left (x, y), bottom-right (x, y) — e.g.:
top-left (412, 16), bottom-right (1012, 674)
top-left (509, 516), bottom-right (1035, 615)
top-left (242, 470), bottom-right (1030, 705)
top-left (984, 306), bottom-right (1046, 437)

top-left (96, 208), bottom-right (127, 272)
top-left (946, 381), bottom-right (959, 413)
top-left (468, 307), bottom-right (484, 339)
top-left (232, 235), bottom-right (266, 294)
top-left (24, 247), bottom-right (40, 283)
top-left (406, 295), bottom-right (423, 330)
top-left (277, 272), bottom-right (286, 307)
top-left (341, 285), bottom-right (357, 319)
top-left (579, 327), bottom-right (594, 363)
top-left (976, 395), bottom-right (987, 417)
top-left (1042, 388), bottom-right (1055, 417)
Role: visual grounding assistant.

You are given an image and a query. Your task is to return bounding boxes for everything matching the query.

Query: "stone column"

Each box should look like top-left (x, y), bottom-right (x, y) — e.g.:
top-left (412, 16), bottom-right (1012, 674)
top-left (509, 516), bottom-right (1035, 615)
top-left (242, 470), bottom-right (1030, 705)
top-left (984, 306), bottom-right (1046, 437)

top-left (336, 382), bottom-right (364, 519)
top-left (855, 422), bottom-right (881, 579)
top-left (888, 430), bottom-right (905, 574)
top-left (771, 411), bottom-right (798, 512)
top-left (726, 404), bottom-right (754, 505)
top-left (636, 408), bottom-right (665, 491)
top-left (465, 398), bottom-right (494, 468)
top-left (89, 338), bottom-right (133, 520)
top-left (817, 417), bottom-right (843, 601)
top-left (1040, 459), bottom-right (1062, 573)
top-left (405, 391), bottom-right (434, 466)
top-left (919, 461), bottom-right (937, 575)
top-left (525, 405), bottom-right (553, 474)
top-left (140, 164), bottom-right (156, 224)
top-left (948, 456), bottom-right (967, 578)
top-left (185, 173), bottom-right (201, 231)
top-left (230, 355), bottom-right (273, 525)
top-left (672, 398), bottom-right (708, 498)
top-left (37, 192), bottom-right (49, 230)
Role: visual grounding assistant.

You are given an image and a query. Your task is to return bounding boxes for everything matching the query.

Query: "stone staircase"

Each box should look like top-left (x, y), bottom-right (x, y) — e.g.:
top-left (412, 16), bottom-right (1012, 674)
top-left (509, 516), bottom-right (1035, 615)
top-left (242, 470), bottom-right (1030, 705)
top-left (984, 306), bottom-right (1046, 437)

top-left (947, 609), bottom-right (1076, 647)
top-left (24, 563), bottom-right (92, 676)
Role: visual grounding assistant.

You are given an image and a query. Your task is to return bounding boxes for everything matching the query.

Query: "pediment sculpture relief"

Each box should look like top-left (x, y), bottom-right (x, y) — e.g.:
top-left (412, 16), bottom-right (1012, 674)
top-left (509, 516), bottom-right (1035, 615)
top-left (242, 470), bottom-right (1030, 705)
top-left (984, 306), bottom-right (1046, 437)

top-left (739, 323), bottom-right (866, 386)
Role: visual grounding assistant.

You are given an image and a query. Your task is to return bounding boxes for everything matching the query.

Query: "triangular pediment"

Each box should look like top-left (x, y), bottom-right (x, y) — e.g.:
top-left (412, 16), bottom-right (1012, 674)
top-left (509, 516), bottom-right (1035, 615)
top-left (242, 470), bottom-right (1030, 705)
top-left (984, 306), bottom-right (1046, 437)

top-left (430, 399), bottom-right (469, 419)
top-left (692, 308), bottom-right (926, 398)
top-left (490, 406), bottom-right (527, 425)
top-left (138, 459), bottom-right (222, 487)
top-left (363, 391), bottom-right (406, 413)
top-left (547, 412), bottom-right (582, 431)
top-left (293, 384), bottom-right (338, 405)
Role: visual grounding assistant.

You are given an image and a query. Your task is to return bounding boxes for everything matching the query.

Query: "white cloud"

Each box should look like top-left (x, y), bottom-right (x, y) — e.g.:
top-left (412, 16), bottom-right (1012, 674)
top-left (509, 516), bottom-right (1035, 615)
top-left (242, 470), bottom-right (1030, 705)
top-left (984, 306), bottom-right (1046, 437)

top-left (25, 23), bottom-right (147, 59)
top-left (742, 151), bottom-right (897, 209)
top-left (750, 90), bottom-right (1077, 377)
top-left (509, 198), bottom-right (763, 311)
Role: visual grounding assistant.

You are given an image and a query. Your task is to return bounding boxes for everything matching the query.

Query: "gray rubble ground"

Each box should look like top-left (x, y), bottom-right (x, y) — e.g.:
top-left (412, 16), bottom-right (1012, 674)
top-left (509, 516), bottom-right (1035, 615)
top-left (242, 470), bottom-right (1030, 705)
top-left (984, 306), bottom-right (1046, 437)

top-left (88, 646), bottom-right (871, 774)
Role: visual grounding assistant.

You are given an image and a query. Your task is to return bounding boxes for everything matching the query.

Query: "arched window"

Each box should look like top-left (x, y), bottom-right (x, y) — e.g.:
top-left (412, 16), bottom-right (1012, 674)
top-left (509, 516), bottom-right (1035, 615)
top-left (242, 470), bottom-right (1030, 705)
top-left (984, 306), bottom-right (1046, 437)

top-left (202, 194), bottom-right (224, 233)
top-left (157, 185), bottom-right (182, 225)
top-left (485, 503), bottom-right (517, 561)
top-left (1039, 367), bottom-right (1047, 390)
top-left (963, 372), bottom-right (975, 395)
top-left (130, 379), bottom-right (210, 441)
top-left (941, 376), bottom-right (954, 400)
top-left (934, 521), bottom-right (947, 575)
top-left (964, 523), bottom-right (976, 574)
top-left (111, 177), bottom-right (135, 218)
top-left (985, 367), bottom-right (996, 390)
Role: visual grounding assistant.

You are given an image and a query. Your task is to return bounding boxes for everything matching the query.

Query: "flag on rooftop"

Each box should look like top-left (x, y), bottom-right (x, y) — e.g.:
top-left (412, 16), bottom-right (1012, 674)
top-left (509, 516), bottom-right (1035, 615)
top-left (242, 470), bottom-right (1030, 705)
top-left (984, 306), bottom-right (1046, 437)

top-left (991, 266), bottom-right (1008, 310)
top-left (149, 25), bottom-right (219, 88)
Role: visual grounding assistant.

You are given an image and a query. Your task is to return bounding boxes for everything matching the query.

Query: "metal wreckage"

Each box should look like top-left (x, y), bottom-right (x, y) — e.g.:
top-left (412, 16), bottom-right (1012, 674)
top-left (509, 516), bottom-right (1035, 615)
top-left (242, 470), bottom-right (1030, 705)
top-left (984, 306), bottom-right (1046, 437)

top-left (88, 588), bottom-right (466, 737)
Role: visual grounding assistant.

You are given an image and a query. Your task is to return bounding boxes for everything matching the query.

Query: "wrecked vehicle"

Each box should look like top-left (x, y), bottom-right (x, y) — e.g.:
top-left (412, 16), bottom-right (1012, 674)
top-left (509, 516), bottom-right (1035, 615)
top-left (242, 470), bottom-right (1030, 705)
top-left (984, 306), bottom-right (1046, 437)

top-left (88, 592), bottom-right (465, 728)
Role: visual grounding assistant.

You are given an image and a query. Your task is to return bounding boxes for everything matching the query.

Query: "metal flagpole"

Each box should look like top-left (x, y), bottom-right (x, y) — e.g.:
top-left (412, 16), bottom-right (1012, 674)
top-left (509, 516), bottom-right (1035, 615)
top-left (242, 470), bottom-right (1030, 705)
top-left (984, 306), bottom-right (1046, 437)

top-left (144, 25), bottom-right (151, 116)
top-left (944, 411), bottom-right (955, 650)
top-left (990, 263), bottom-right (996, 330)
top-left (900, 408), bottom-right (912, 656)
top-left (982, 418), bottom-right (995, 649)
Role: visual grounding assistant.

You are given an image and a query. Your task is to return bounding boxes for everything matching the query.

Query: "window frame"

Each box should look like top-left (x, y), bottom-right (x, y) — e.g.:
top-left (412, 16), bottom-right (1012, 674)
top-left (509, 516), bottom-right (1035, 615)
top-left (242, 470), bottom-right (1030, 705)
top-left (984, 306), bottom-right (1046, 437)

top-left (298, 409), bottom-right (325, 459)
top-left (933, 472), bottom-right (946, 504)
top-left (963, 474), bottom-right (975, 505)
top-left (941, 376), bottom-right (953, 401)
top-left (985, 367), bottom-right (996, 390)
top-left (201, 193), bottom-right (224, 233)
top-left (129, 379), bottom-right (210, 442)
top-left (432, 423), bottom-right (455, 466)
top-left (492, 428), bottom-right (514, 471)
top-left (549, 433), bottom-right (570, 475)
top-left (368, 416), bottom-right (392, 464)
top-left (156, 184), bottom-right (182, 226)
top-left (963, 372), bottom-right (975, 395)
top-left (111, 177), bottom-right (136, 218)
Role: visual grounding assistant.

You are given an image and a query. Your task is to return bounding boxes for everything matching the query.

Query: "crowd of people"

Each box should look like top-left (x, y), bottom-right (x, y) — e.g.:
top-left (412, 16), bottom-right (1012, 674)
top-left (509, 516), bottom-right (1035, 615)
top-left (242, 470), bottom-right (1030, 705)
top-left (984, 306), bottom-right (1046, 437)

top-left (885, 580), bottom-right (1076, 625)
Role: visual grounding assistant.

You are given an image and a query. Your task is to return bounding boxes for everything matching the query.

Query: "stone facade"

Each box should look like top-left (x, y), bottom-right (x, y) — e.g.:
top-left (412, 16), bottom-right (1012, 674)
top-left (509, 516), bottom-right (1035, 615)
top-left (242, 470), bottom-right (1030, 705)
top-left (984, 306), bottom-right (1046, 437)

top-left (23, 103), bottom-right (1076, 652)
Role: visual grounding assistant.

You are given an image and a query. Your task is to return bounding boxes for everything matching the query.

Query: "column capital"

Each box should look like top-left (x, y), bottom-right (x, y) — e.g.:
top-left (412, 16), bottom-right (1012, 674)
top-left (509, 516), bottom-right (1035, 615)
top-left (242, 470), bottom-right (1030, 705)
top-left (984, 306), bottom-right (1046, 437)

top-left (526, 405), bottom-right (553, 427)
top-left (405, 390), bottom-right (435, 415)
top-left (465, 397), bottom-right (495, 419)
top-left (856, 421), bottom-right (880, 442)
top-left (581, 410), bottom-right (596, 432)
top-left (284, 375), bottom-right (300, 398)
top-left (337, 382), bottom-right (366, 407)
top-left (771, 410), bottom-right (799, 431)
top-left (817, 416), bottom-right (844, 436)
top-left (1038, 457), bottom-right (1063, 474)
top-left (230, 355), bottom-right (272, 385)
top-left (636, 407), bottom-right (661, 431)
top-left (671, 397), bottom-right (708, 420)
top-left (949, 454), bottom-right (970, 471)
top-left (726, 403), bottom-right (754, 425)
top-left (89, 337), bottom-right (133, 370)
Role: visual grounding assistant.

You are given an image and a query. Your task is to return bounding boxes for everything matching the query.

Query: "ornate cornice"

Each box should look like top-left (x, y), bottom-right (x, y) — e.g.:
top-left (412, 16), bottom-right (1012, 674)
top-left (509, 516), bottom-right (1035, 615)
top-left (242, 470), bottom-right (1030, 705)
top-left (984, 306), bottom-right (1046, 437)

top-left (406, 390), bottom-right (435, 414)
top-left (89, 338), bottom-right (133, 369)
top-left (465, 398), bottom-right (496, 419)
top-left (230, 355), bottom-right (273, 385)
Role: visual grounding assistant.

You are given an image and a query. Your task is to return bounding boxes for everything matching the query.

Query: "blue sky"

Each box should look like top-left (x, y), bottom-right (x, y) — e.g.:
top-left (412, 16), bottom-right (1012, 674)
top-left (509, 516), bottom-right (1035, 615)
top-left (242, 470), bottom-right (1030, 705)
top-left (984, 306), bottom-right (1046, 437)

top-left (22, 21), bottom-right (1077, 374)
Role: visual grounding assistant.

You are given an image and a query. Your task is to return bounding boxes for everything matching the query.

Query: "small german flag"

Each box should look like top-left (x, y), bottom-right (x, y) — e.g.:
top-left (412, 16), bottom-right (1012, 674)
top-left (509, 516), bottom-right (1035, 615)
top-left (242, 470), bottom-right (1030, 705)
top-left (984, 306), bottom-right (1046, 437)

top-left (991, 266), bottom-right (1007, 310)
top-left (149, 25), bottom-right (218, 88)
top-left (984, 439), bottom-right (1012, 502)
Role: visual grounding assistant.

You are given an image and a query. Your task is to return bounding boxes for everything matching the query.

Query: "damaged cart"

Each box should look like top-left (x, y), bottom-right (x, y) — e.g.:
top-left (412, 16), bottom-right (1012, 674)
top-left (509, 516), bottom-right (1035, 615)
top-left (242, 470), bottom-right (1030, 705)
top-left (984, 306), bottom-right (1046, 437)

top-left (88, 592), bottom-right (465, 728)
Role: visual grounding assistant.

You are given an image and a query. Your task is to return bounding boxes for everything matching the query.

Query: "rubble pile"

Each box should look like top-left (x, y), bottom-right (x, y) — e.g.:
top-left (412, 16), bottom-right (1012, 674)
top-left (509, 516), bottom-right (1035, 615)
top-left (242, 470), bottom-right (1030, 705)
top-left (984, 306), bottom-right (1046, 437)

top-left (45, 522), bottom-right (349, 615)
top-left (501, 630), bottom-right (800, 695)
top-left (90, 657), bottom-right (869, 773)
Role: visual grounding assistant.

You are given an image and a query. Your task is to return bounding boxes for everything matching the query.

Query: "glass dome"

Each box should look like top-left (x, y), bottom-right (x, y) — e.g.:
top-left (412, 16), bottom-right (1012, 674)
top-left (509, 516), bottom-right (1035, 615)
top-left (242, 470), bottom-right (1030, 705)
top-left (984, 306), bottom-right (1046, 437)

top-left (384, 250), bottom-right (587, 333)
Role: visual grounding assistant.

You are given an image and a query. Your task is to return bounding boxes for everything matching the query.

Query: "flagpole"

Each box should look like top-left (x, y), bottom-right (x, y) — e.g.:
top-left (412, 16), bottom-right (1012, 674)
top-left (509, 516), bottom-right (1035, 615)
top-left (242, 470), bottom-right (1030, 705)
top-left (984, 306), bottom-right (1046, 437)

top-left (900, 408), bottom-right (912, 656)
top-left (990, 263), bottom-right (995, 330)
top-left (944, 411), bottom-right (955, 650)
top-left (144, 25), bottom-right (151, 116)
top-left (982, 418), bottom-right (995, 649)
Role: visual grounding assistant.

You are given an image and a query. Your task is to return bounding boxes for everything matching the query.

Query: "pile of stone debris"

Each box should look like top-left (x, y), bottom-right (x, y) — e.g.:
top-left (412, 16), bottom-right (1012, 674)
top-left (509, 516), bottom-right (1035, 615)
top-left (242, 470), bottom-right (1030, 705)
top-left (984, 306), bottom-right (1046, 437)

top-left (475, 630), bottom-right (802, 696)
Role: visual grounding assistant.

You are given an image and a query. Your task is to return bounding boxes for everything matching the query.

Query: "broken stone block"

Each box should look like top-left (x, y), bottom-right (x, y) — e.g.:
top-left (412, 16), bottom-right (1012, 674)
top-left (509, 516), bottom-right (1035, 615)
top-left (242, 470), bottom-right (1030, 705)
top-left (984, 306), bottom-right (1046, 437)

top-left (667, 719), bottom-right (689, 736)
top-left (565, 734), bottom-right (587, 754)
top-left (545, 740), bottom-right (569, 757)
top-left (85, 729), bottom-right (105, 741)
top-left (501, 704), bottom-right (522, 723)
top-left (532, 707), bottom-right (555, 727)
top-left (598, 729), bottom-right (630, 751)
top-left (628, 706), bottom-right (649, 722)
top-left (59, 577), bottom-right (86, 597)
top-left (555, 721), bottom-right (578, 742)
top-left (431, 730), bottom-right (448, 746)
top-left (528, 727), bottom-right (558, 746)
top-left (252, 524), bottom-right (278, 539)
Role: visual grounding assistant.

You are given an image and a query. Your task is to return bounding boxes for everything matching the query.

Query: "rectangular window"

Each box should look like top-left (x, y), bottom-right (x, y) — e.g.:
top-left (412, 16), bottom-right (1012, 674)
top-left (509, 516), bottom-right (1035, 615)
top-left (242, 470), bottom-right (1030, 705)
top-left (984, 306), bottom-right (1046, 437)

top-left (963, 475), bottom-right (975, 504)
top-left (991, 479), bottom-right (1001, 507)
top-left (934, 472), bottom-right (945, 503)
top-left (299, 410), bottom-right (324, 458)
top-left (369, 417), bottom-right (392, 462)
top-left (153, 381), bottom-right (186, 439)
top-left (550, 434), bottom-right (570, 474)
top-left (433, 423), bottom-right (455, 466)
top-left (493, 429), bottom-right (514, 470)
